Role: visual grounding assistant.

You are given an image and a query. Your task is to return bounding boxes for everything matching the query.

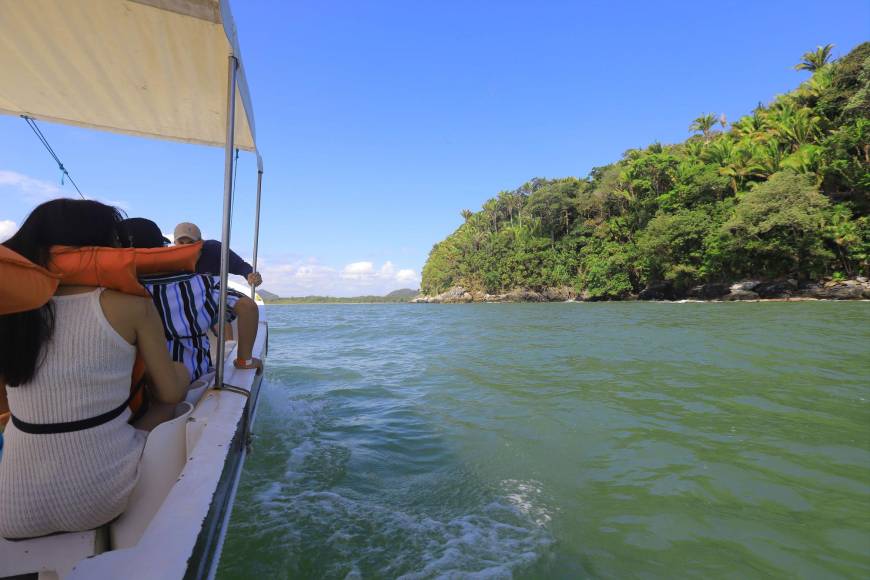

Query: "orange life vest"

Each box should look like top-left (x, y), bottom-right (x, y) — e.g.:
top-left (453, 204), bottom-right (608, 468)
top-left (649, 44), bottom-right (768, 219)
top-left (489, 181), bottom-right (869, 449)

top-left (0, 246), bottom-right (61, 315)
top-left (2, 242), bottom-right (203, 417)
top-left (48, 242), bottom-right (203, 297)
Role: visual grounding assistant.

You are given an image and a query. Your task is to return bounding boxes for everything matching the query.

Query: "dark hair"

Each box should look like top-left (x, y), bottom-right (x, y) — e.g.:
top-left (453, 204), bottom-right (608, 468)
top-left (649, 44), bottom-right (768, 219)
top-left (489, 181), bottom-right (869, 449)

top-left (1, 199), bottom-right (125, 386)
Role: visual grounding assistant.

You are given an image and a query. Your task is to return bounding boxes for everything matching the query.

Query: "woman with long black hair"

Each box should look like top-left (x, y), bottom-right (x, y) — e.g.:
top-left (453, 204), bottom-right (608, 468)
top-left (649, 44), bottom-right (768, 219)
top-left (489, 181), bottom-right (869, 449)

top-left (0, 198), bottom-right (190, 539)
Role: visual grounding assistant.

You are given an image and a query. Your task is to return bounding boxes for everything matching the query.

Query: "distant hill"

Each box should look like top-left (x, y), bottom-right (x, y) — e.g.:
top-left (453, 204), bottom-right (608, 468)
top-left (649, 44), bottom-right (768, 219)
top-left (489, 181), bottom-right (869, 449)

top-left (258, 289), bottom-right (279, 300)
top-left (385, 288), bottom-right (420, 299)
top-left (266, 288), bottom-right (420, 304)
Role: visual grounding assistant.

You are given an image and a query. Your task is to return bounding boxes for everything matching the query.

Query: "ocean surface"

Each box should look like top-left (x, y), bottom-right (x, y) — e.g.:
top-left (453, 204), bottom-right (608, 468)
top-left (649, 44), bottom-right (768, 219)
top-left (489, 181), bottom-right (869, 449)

top-left (217, 302), bottom-right (870, 579)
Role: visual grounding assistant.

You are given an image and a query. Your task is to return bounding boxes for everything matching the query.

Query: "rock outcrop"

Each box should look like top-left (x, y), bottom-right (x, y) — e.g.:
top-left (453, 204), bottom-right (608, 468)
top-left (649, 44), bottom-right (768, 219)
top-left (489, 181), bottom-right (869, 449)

top-left (412, 277), bottom-right (870, 303)
top-left (638, 282), bottom-right (675, 301)
top-left (686, 283), bottom-right (730, 300)
top-left (730, 280), bottom-right (762, 292)
top-left (541, 286), bottom-right (577, 301)
top-left (801, 279), bottom-right (870, 300)
top-left (755, 280), bottom-right (798, 298)
top-left (724, 290), bottom-right (760, 301)
top-left (505, 288), bottom-right (546, 302)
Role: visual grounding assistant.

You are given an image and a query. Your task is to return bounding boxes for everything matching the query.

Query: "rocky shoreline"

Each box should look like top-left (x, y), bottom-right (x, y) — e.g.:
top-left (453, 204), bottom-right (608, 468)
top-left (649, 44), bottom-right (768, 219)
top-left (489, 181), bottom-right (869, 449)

top-left (412, 278), bottom-right (870, 304)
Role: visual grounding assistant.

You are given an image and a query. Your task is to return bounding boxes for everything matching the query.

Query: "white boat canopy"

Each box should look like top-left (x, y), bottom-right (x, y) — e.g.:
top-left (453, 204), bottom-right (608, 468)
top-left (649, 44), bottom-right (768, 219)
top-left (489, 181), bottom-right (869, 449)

top-left (0, 0), bottom-right (257, 152)
top-left (0, 4), bottom-right (269, 577)
top-left (1, 0), bottom-right (264, 388)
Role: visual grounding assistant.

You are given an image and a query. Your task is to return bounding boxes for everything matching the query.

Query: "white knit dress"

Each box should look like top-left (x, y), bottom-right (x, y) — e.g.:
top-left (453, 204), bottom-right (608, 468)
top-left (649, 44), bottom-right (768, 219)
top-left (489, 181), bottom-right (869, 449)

top-left (0, 289), bottom-right (147, 538)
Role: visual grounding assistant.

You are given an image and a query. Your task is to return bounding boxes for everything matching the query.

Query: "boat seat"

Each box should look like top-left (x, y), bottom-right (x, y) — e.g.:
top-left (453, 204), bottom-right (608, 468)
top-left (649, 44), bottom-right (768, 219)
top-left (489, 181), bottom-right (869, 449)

top-left (0, 526), bottom-right (108, 580)
top-left (109, 402), bottom-right (193, 550)
top-left (185, 371), bottom-right (215, 406)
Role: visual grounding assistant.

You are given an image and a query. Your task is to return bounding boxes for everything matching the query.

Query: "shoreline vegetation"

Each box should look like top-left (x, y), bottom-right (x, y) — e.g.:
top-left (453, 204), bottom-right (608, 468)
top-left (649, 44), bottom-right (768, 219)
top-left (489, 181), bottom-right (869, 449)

top-left (411, 278), bottom-right (870, 303)
top-left (418, 44), bottom-right (870, 303)
top-left (265, 288), bottom-right (418, 304)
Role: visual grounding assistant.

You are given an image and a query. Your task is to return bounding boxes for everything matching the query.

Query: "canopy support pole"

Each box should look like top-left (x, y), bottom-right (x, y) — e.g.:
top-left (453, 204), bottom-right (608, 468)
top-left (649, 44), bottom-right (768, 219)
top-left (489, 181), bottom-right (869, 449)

top-left (216, 55), bottom-right (239, 389)
top-left (250, 162), bottom-right (263, 299)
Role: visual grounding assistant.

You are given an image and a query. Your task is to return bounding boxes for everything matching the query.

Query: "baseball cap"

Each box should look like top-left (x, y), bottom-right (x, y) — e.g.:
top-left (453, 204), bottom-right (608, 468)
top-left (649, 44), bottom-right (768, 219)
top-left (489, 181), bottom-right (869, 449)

top-left (174, 222), bottom-right (202, 243)
top-left (120, 218), bottom-right (171, 248)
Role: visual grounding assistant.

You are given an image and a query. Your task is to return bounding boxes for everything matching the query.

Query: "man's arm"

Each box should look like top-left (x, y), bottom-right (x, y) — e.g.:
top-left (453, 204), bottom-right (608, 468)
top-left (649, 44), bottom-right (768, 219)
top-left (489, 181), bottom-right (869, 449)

top-left (229, 247), bottom-right (263, 286)
top-left (228, 247), bottom-right (253, 277)
top-left (201, 240), bottom-right (259, 285)
top-left (205, 240), bottom-right (254, 277)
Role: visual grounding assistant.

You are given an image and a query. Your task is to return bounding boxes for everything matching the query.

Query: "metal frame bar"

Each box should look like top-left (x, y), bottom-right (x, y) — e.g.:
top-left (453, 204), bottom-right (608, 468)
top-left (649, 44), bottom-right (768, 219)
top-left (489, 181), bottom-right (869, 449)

top-left (250, 162), bottom-right (263, 299)
top-left (215, 54), bottom-right (239, 389)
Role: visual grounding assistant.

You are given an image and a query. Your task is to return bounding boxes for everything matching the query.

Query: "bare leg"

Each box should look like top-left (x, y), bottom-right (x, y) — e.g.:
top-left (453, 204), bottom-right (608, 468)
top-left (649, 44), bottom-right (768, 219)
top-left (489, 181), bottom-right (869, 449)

top-left (232, 297), bottom-right (261, 372)
top-left (234, 296), bottom-right (258, 360)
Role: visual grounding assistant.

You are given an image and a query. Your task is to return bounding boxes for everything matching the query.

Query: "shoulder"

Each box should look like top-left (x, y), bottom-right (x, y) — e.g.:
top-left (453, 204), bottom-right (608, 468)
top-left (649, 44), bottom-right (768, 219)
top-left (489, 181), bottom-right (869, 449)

top-left (100, 289), bottom-right (153, 317)
top-left (203, 240), bottom-right (221, 251)
top-left (99, 290), bottom-right (156, 343)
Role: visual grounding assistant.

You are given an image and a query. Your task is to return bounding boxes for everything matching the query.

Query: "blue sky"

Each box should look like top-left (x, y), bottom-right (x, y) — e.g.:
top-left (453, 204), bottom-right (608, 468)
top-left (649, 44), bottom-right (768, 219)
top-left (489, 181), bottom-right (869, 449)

top-left (1, 1), bottom-right (867, 296)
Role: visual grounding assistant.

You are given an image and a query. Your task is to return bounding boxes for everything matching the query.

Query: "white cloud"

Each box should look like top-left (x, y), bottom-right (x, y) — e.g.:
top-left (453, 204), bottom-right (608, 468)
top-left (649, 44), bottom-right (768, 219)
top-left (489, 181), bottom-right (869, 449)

top-left (396, 269), bottom-right (418, 283)
top-left (0, 220), bottom-right (17, 241)
top-left (0, 169), bottom-right (128, 210)
top-left (258, 256), bottom-right (419, 297)
top-left (341, 261), bottom-right (375, 279)
top-left (0, 170), bottom-right (60, 203)
top-left (295, 263), bottom-right (337, 282)
top-left (379, 261), bottom-right (396, 276)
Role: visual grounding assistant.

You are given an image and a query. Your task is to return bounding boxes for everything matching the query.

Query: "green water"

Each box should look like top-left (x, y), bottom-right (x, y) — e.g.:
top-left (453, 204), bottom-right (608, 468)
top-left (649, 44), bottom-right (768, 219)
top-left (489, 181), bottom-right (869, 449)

top-left (217, 303), bottom-right (870, 579)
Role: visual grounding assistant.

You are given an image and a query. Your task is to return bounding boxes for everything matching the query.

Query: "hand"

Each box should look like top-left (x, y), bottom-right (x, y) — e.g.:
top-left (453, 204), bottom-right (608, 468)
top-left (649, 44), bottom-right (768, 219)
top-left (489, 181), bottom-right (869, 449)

top-left (247, 272), bottom-right (262, 287)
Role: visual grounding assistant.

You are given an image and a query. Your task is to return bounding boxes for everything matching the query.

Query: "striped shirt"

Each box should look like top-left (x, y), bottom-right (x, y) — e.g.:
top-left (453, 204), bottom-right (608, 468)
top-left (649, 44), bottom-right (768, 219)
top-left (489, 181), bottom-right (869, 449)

top-left (139, 273), bottom-right (240, 380)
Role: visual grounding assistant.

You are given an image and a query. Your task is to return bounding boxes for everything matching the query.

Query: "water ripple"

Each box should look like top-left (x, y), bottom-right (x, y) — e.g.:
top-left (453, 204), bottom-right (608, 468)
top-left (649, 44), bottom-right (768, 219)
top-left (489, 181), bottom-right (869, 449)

top-left (219, 302), bottom-right (870, 579)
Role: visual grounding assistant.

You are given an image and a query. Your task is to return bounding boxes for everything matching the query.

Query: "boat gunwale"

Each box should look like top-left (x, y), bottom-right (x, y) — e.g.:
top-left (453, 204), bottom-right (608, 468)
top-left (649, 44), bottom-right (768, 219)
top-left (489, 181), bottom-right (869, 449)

top-left (185, 370), bottom-right (264, 580)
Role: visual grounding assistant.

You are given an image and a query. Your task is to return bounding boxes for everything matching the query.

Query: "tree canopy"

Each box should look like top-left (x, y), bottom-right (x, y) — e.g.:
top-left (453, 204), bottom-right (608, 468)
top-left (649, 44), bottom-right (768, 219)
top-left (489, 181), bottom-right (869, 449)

top-left (421, 43), bottom-right (870, 298)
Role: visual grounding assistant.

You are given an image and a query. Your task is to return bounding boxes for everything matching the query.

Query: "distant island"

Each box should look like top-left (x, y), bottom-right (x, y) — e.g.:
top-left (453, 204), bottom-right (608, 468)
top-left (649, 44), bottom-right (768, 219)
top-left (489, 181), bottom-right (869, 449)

top-left (264, 288), bottom-right (419, 304)
top-left (418, 43), bottom-right (870, 303)
top-left (257, 289), bottom-right (280, 301)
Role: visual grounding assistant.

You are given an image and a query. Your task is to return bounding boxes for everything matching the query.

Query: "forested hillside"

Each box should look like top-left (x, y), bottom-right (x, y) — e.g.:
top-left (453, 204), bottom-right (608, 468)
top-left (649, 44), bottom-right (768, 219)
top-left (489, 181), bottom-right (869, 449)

top-left (421, 43), bottom-right (869, 300)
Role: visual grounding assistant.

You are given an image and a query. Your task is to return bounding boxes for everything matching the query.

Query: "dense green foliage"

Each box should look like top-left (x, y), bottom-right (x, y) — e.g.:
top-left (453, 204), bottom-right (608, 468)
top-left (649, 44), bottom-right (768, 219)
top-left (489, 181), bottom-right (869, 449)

top-left (421, 43), bottom-right (870, 298)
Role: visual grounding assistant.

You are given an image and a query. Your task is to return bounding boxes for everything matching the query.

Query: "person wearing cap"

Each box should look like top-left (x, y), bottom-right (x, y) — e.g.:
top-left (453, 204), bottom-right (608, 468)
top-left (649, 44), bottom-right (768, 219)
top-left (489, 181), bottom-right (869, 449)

top-left (122, 218), bottom-right (262, 375)
top-left (121, 217), bottom-right (172, 248)
top-left (173, 222), bottom-right (263, 288)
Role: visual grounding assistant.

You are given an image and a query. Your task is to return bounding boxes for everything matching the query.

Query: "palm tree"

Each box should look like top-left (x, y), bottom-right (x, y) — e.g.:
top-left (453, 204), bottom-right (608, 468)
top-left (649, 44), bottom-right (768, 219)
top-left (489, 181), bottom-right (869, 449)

top-left (719, 143), bottom-right (762, 194)
top-left (690, 113), bottom-right (719, 142)
top-left (506, 193), bottom-right (525, 227)
top-left (782, 144), bottom-right (822, 175)
top-left (794, 44), bottom-right (834, 72)
top-left (461, 209), bottom-right (473, 223)
top-left (798, 64), bottom-right (835, 100)
top-left (472, 229), bottom-right (488, 252)
top-left (826, 204), bottom-right (861, 275)
top-left (482, 199), bottom-right (500, 232)
top-left (751, 141), bottom-right (784, 177)
top-left (702, 137), bottom-right (735, 167)
top-left (731, 111), bottom-right (768, 140)
top-left (496, 192), bottom-right (512, 225)
top-left (684, 140), bottom-right (705, 159)
top-left (768, 104), bottom-right (821, 151)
